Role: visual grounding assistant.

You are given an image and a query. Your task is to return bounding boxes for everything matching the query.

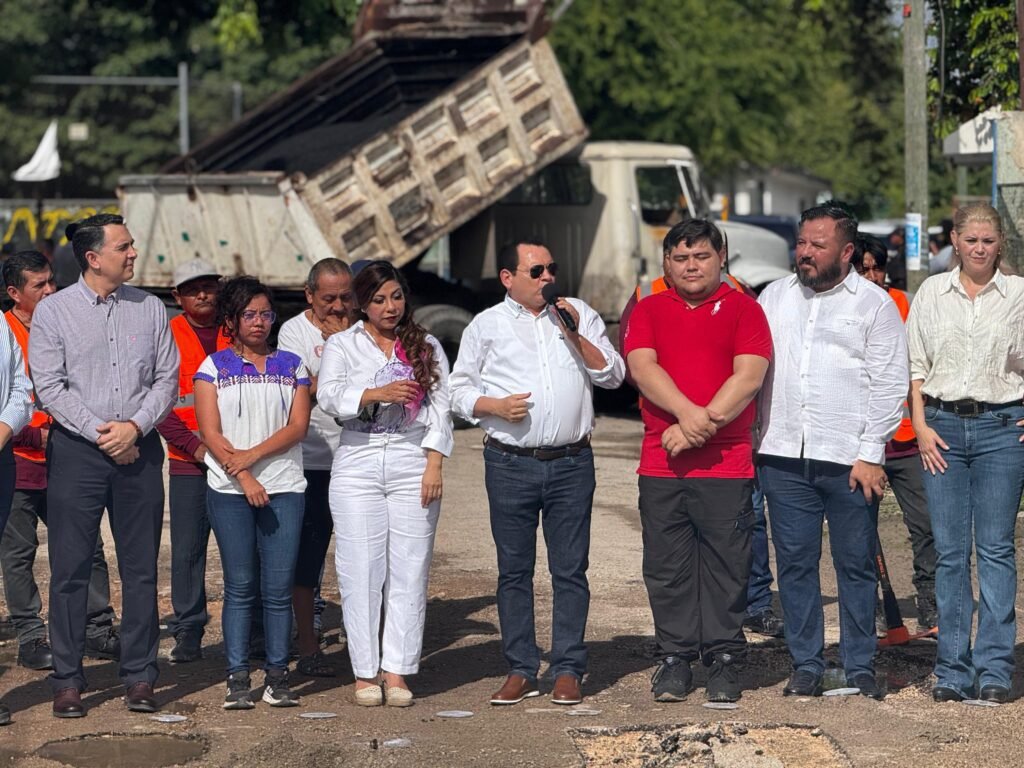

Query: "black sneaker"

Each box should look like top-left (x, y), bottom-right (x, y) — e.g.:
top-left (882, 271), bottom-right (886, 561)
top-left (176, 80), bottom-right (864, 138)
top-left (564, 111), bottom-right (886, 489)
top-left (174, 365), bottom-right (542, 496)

top-left (706, 653), bottom-right (742, 702)
top-left (262, 671), bottom-right (299, 707)
top-left (849, 672), bottom-right (884, 700)
top-left (916, 592), bottom-right (937, 630)
top-left (782, 669), bottom-right (823, 697)
top-left (743, 610), bottom-right (785, 638)
top-left (169, 634), bottom-right (202, 664)
top-left (84, 630), bottom-right (121, 660)
top-left (18, 638), bottom-right (54, 670)
top-left (651, 656), bottom-right (692, 702)
top-left (224, 672), bottom-right (254, 710)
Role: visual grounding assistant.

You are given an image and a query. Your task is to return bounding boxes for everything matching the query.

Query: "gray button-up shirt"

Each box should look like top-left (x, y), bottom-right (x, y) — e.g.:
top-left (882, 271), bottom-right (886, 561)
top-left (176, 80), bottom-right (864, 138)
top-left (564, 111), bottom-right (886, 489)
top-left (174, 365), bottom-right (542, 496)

top-left (28, 276), bottom-right (179, 443)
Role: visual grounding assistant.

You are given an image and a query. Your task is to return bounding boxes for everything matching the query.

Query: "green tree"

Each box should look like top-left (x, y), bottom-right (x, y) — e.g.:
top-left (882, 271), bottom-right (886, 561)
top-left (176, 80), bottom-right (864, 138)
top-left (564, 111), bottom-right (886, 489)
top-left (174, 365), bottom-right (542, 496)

top-left (0, 0), bottom-right (357, 198)
top-left (549, 0), bottom-right (905, 216)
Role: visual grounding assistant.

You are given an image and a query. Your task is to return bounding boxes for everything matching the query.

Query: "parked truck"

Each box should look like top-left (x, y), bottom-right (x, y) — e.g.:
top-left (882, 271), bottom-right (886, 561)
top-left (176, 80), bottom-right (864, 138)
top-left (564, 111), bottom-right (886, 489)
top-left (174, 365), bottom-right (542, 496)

top-left (120, 0), bottom-right (790, 356)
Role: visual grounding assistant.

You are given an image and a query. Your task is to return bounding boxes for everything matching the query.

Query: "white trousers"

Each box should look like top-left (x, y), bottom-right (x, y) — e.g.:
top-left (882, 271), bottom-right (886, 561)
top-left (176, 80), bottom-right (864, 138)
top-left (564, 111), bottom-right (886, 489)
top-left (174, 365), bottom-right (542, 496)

top-left (330, 430), bottom-right (440, 678)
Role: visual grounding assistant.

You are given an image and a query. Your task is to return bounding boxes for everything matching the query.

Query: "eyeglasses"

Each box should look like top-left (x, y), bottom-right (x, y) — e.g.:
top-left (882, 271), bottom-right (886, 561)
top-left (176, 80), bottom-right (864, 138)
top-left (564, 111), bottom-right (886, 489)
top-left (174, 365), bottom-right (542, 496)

top-left (517, 262), bottom-right (559, 279)
top-left (241, 310), bottom-right (276, 323)
top-left (855, 265), bottom-right (885, 275)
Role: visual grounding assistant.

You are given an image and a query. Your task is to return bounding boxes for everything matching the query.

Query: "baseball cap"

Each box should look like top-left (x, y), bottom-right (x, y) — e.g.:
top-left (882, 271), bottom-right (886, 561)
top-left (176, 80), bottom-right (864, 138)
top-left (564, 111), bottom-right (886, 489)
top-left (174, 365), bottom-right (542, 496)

top-left (173, 258), bottom-right (221, 288)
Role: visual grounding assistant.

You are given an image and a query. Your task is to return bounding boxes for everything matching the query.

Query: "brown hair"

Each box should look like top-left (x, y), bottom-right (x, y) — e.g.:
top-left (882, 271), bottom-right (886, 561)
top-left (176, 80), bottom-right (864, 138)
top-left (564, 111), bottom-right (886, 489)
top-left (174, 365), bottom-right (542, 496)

top-left (354, 261), bottom-right (438, 393)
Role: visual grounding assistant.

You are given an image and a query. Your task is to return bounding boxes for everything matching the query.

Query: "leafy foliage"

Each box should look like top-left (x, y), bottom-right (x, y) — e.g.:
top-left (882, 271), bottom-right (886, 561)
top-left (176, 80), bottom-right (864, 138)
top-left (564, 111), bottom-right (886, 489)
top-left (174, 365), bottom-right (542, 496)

top-left (0, 0), bottom-right (358, 197)
top-left (549, 0), bottom-right (904, 216)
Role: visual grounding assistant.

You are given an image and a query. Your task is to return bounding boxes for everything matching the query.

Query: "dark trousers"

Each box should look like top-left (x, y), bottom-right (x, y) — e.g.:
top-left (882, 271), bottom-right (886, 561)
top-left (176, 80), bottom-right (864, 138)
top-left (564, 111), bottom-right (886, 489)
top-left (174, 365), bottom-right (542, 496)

top-left (46, 428), bottom-right (165, 692)
top-left (0, 445), bottom-right (15, 534)
top-left (0, 487), bottom-right (115, 644)
top-left (484, 444), bottom-right (595, 682)
top-left (745, 486), bottom-right (774, 616)
top-left (884, 454), bottom-right (936, 596)
top-left (294, 470), bottom-right (333, 589)
top-left (167, 473), bottom-right (211, 640)
top-left (639, 475), bottom-right (753, 662)
top-left (759, 455), bottom-right (879, 677)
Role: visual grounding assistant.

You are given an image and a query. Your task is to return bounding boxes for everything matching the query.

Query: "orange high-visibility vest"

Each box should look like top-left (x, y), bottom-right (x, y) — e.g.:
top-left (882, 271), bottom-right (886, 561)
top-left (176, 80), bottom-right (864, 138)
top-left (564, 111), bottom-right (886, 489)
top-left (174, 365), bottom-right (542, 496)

top-left (168, 314), bottom-right (230, 462)
top-left (888, 287), bottom-right (915, 443)
top-left (5, 310), bottom-right (50, 464)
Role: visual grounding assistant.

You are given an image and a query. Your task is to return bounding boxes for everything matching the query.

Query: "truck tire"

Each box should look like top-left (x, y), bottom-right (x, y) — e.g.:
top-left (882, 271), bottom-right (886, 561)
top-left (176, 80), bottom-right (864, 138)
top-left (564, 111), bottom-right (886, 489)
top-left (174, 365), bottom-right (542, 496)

top-left (412, 304), bottom-right (475, 429)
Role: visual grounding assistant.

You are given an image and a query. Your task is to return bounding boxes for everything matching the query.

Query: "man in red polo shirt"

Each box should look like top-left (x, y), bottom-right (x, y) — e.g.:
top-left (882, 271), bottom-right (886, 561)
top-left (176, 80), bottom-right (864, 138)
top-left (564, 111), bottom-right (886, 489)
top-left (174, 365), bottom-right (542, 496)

top-left (624, 219), bottom-right (772, 703)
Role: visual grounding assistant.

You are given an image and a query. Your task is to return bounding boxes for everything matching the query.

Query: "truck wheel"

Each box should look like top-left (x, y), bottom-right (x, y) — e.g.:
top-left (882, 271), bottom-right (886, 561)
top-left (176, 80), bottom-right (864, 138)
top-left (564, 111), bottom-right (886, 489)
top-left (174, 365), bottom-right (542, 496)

top-left (413, 304), bottom-right (475, 429)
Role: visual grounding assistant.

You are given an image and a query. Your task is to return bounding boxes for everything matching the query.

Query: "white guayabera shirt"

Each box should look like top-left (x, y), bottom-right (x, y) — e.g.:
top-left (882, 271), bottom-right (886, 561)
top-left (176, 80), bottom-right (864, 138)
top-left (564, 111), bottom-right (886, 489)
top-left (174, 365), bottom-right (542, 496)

top-left (907, 267), bottom-right (1024, 404)
top-left (756, 271), bottom-right (908, 466)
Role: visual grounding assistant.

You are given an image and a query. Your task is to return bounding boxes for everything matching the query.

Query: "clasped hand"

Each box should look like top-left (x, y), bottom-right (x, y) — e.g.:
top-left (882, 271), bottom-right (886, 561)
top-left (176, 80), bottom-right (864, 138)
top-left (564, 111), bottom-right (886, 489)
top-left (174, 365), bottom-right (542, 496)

top-left (661, 407), bottom-right (724, 457)
top-left (96, 421), bottom-right (138, 464)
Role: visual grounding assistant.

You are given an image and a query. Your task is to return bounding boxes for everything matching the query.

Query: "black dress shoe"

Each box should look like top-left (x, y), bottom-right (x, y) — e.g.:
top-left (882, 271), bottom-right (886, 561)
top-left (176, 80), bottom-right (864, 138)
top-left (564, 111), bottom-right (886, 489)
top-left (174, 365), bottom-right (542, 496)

top-left (932, 685), bottom-right (963, 703)
top-left (743, 610), bottom-right (785, 639)
top-left (84, 630), bottom-right (120, 660)
top-left (53, 687), bottom-right (85, 718)
top-left (125, 682), bottom-right (158, 713)
top-left (17, 638), bottom-right (54, 670)
top-left (168, 634), bottom-right (202, 664)
top-left (782, 670), bottom-right (822, 697)
top-left (979, 685), bottom-right (1010, 704)
top-left (849, 672), bottom-right (884, 700)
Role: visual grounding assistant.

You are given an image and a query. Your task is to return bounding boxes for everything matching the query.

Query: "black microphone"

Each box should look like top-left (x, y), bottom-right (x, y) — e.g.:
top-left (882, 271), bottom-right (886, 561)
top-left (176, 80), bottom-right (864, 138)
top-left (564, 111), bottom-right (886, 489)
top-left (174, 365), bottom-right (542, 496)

top-left (541, 282), bottom-right (577, 333)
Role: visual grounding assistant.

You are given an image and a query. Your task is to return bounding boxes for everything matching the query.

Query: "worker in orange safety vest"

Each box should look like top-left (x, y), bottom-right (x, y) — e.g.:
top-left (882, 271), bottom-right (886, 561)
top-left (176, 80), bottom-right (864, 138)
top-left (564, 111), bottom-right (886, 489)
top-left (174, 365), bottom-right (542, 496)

top-left (0, 249), bottom-right (120, 672)
top-left (156, 259), bottom-right (231, 663)
top-left (853, 234), bottom-right (936, 629)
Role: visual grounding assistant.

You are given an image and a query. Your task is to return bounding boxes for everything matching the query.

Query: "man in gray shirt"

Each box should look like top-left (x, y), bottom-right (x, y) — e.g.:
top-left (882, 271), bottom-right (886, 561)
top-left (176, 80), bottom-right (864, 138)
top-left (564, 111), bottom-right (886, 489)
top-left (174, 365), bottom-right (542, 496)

top-left (28, 213), bottom-right (179, 718)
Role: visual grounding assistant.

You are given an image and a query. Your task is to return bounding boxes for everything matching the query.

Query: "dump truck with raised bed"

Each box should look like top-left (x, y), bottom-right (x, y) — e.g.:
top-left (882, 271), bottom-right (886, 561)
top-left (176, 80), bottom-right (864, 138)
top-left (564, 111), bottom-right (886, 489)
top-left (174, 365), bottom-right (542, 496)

top-left (120, 0), bottom-right (790, 356)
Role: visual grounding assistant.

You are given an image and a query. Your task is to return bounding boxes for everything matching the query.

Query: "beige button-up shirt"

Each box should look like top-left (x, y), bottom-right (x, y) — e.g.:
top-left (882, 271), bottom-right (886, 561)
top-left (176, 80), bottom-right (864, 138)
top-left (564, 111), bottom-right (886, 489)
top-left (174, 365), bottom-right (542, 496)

top-left (907, 267), bottom-right (1024, 404)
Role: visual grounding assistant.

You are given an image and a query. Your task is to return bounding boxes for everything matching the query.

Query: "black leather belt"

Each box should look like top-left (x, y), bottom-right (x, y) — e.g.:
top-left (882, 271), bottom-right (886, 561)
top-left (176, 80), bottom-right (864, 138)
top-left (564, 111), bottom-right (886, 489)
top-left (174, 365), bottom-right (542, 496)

top-left (484, 435), bottom-right (591, 461)
top-left (924, 395), bottom-right (1022, 418)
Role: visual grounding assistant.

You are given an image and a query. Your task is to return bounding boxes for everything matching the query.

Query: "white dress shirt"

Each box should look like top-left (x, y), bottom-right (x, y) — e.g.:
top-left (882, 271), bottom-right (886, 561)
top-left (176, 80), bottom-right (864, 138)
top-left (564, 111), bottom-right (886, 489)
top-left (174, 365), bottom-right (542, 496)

top-left (907, 267), bottom-right (1024, 403)
top-left (317, 322), bottom-right (454, 457)
top-left (756, 271), bottom-right (908, 465)
top-left (449, 294), bottom-right (625, 448)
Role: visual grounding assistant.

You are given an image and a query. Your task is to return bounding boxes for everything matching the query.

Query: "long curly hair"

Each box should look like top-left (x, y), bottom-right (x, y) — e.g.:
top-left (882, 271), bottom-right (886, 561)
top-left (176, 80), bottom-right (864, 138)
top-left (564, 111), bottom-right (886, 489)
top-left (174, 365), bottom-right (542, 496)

top-left (353, 261), bottom-right (438, 393)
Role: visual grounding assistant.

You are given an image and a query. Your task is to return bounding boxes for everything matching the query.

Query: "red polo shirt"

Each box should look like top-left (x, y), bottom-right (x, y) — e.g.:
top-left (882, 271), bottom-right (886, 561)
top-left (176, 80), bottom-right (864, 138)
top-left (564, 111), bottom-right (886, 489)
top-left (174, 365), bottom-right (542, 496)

top-left (623, 281), bottom-right (772, 479)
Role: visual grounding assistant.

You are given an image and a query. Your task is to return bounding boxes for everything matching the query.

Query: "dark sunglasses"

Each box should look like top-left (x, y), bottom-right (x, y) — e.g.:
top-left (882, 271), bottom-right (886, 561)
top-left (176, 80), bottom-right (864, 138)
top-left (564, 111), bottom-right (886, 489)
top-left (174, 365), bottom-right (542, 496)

top-left (518, 262), bottom-right (559, 279)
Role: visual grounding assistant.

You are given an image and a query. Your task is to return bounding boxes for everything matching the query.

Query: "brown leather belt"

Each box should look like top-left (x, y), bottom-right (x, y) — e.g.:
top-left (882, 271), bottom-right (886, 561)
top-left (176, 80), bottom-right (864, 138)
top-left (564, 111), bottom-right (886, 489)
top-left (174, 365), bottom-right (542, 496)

top-left (924, 395), bottom-right (1022, 418)
top-left (484, 435), bottom-right (591, 461)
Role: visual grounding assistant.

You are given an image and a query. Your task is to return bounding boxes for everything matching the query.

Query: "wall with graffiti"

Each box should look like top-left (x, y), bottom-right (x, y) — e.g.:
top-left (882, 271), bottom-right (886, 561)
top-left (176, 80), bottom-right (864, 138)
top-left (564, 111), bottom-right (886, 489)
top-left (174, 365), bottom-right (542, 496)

top-left (0, 199), bottom-right (120, 250)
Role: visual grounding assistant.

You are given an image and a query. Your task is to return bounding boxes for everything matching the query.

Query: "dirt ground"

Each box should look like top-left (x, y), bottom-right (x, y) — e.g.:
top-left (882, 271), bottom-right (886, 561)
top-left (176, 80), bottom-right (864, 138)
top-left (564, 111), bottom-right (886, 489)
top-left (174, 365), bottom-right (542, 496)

top-left (0, 414), bottom-right (1022, 767)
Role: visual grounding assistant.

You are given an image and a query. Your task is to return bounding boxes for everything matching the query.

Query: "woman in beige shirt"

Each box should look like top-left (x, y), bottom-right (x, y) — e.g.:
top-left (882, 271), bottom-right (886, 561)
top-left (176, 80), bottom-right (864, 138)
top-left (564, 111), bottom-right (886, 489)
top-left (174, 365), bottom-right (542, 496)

top-left (907, 203), bottom-right (1024, 705)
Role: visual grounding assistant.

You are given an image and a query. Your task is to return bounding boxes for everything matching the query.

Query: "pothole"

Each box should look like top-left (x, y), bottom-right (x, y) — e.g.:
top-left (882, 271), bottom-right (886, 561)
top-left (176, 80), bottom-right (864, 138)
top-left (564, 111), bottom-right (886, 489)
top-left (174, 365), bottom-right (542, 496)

top-left (36, 733), bottom-right (206, 768)
top-left (571, 723), bottom-right (851, 767)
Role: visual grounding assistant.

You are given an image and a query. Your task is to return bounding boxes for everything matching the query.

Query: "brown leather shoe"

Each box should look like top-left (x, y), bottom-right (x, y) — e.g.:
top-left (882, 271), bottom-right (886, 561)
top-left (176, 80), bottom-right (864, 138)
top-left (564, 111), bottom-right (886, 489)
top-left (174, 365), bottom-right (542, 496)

top-left (489, 674), bottom-right (540, 705)
top-left (551, 674), bottom-right (582, 705)
top-left (52, 687), bottom-right (85, 718)
top-left (125, 682), bottom-right (158, 713)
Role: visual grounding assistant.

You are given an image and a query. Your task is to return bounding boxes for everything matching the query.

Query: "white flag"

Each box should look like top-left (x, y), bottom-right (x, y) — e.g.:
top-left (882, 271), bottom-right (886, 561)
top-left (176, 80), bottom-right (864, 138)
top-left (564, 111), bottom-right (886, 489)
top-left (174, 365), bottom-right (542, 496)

top-left (13, 120), bottom-right (61, 182)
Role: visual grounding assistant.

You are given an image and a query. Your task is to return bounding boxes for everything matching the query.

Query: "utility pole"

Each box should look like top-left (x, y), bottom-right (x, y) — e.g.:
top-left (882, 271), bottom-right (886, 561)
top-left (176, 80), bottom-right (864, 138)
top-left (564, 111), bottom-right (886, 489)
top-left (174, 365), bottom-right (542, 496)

top-left (1018, 0), bottom-right (1024, 110)
top-left (903, 0), bottom-right (929, 291)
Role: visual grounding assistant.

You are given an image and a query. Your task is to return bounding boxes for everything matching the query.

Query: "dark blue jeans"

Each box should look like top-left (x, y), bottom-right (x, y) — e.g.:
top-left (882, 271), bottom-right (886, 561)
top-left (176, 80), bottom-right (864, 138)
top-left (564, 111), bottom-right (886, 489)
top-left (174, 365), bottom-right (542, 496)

top-left (759, 456), bottom-right (879, 678)
top-left (745, 486), bottom-right (774, 616)
top-left (207, 490), bottom-right (304, 675)
top-left (484, 444), bottom-right (596, 682)
top-left (921, 405), bottom-right (1024, 694)
top-left (168, 473), bottom-right (211, 640)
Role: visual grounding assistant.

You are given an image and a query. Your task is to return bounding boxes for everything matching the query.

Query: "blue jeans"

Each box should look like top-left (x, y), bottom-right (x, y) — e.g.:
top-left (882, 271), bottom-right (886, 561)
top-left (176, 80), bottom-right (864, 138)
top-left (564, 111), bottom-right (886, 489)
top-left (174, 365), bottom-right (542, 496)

top-left (921, 405), bottom-right (1024, 694)
top-left (207, 490), bottom-right (304, 675)
top-left (759, 456), bottom-right (879, 678)
top-left (746, 486), bottom-right (774, 616)
top-left (484, 444), bottom-right (596, 682)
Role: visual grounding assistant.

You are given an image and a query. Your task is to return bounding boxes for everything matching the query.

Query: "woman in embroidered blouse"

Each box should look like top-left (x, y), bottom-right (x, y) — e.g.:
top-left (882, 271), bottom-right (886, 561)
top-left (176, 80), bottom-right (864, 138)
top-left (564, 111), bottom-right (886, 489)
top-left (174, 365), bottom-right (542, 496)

top-left (907, 203), bottom-right (1024, 704)
top-left (318, 260), bottom-right (453, 708)
top-left (194, 276), bottom-right (311, 710)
